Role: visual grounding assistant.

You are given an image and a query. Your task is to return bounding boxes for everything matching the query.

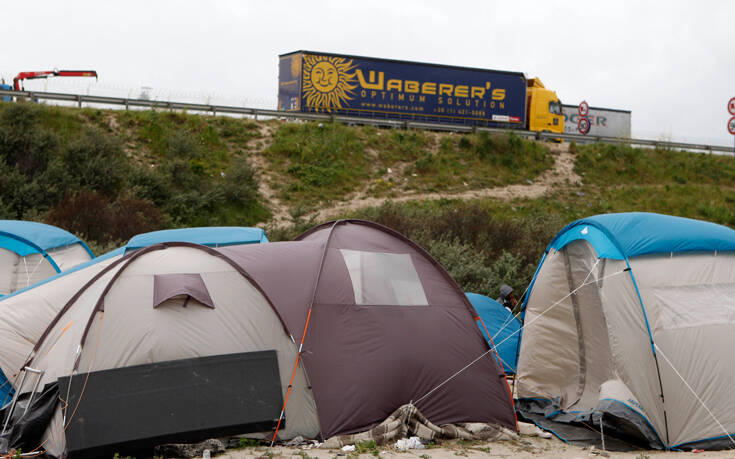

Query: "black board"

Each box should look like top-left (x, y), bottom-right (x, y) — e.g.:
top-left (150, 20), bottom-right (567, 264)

top-left (58, 350), bottom-right (283, 458)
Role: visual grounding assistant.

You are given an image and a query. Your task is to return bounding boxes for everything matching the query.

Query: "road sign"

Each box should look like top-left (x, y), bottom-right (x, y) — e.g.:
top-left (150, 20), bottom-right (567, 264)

top-left (578, 117), bottom-right (591, 135)
top-left (729, 97), bottom-right (735, 115)
top-left (578, 101), bottom-right (589, 117)
top-left (728, 116), bottom-right (735, 135)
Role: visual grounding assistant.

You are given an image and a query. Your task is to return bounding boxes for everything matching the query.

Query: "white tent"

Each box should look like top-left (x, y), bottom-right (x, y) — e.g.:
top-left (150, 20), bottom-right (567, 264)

top-left (516, 212), bottom-right (735, 450)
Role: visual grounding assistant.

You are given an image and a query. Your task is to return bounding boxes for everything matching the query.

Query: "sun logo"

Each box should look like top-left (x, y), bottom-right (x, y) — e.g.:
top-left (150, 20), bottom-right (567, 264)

top-left (302, 54), bottom-right (357, 111)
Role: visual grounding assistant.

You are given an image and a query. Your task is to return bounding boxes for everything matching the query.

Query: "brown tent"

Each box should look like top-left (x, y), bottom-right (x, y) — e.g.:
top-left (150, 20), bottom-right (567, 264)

top-left (12, 220), bottom-right (516, 456)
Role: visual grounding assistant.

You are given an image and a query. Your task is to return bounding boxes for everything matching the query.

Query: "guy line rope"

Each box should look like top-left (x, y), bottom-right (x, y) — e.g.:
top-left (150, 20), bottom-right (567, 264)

top-left (414, 259), bottom-right (611, 406)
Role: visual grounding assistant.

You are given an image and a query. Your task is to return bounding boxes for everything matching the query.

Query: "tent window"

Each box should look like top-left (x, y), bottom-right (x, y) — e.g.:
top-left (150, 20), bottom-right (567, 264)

top-left (653, 283), bottom-right (735, 331)
top-left (340, 249), bottom-right (428, 306)
top-left (153, 273), bottom-right (215, 309)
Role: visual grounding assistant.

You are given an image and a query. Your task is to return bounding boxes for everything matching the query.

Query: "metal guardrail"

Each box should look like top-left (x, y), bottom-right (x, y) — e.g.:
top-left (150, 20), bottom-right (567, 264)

top-left (1, 89), bottom-right (733, 154)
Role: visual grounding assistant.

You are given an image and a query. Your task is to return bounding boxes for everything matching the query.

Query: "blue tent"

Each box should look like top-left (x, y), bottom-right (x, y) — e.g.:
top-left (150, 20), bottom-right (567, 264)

top-left (466, 292), bottom-right (520, 375)
top-left (3, 226), bottom-right (269, 300)
top-left (124, 226), bottom-right (268, 253)
top-left (545, 212), bottom-right (735, 260)
top-left (0, 220), bottom-right (93, 272)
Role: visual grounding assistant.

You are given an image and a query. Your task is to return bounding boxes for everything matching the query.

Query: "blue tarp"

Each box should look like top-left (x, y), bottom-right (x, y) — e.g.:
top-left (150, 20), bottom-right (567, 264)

top-left (548, 212), bottom-right (735, 259)
top-left (466, 292), bottom-right (520, 374)
top-left (0, 220), bottom-right (92, 258)
top-left (124, 227), bottom-right (268, 253)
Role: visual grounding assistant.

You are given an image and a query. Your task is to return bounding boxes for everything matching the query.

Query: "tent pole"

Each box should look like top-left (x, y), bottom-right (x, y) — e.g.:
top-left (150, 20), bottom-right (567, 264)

top-left (271, 307), bottom-right (313, 446)
top-left (625, 263), bottom-right (670, 447)
top-left (599, 412), bottom-right (606, 451)
top-left (271, 220), bottom-right (342, 446)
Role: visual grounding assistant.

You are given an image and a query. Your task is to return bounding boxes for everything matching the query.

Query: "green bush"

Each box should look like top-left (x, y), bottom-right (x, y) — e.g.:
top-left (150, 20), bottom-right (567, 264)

top-left (0, 103), bottom-right (58, 176)
top-left (45, 190), bottom-right (167, 243)
top-left (266, 121), bottom-right (369, 201)
top-left (413, 233), bottom-right (497, 294)
top-left (0, 103), bottom-right (269, 244)
top-left (575, 143), bottom-right (735, 186)
top-left (62, 128), bottom-right (128, 197)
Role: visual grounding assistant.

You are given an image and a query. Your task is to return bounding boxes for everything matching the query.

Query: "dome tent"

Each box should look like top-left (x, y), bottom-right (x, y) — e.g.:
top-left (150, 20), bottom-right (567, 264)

top-left (0, 220), bottom-right (93, 296)
top-left (0, 226), bottom-right (268, 407)
top-left (465, 293), bottom-right (520, 375)
top-left (516, 212), bottom-right (735, 450)
top-left (9, 220), bottom-right (516, 457)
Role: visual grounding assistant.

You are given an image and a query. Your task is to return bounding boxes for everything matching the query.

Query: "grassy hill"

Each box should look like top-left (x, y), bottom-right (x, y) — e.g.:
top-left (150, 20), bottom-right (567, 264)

top-left (2, 100), bottom-right (734, 299)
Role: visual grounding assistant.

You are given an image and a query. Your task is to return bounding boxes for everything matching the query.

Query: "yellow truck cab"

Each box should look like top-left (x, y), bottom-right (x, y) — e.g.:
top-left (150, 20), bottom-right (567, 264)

top-left (526, 78), bottom-right (564, 134)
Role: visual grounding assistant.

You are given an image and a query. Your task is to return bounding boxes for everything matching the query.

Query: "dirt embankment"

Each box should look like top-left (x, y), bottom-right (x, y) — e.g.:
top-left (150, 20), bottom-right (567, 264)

top-left (250, 138), bottom-right (580, 228)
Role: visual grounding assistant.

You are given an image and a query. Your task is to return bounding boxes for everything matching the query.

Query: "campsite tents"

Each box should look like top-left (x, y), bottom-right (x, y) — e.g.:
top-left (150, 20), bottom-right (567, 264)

top-left (465, 293), bottom-right (520, 375)
top-left (9, 220), bottom-right (516, 457)
top-left (516, 212), bottom-right (735, 450)
top-left (0, 226), bottom-right (268, 407)
top-left (0, 220), bottom-right (93, 296)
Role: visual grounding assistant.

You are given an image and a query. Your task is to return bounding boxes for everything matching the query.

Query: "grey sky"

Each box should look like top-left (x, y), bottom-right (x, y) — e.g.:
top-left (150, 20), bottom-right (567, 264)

top-left (3, 1), bottom-right (734, 146)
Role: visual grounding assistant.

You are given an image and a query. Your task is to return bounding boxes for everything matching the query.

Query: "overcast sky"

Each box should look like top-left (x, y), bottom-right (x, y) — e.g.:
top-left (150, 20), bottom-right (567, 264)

top-left (3, 1), bottom-right (734, 146)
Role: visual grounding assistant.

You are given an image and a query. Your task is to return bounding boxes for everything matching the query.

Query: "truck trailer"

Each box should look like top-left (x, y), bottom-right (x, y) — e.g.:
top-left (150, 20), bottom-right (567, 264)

top-left (278, 51), bottom-right (564, 133)
top-left (562, 104), bottom-right (631, 138)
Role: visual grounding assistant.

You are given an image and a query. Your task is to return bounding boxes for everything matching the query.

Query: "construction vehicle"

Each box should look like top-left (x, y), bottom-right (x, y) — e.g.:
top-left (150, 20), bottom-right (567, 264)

top-left (278, 51), bottom-right (564, 133)
top-left (12, 69), bottom-right (98, 91)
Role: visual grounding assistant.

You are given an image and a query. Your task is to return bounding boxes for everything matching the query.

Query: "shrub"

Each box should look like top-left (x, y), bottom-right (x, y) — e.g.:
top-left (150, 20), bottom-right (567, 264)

top-left (0, 159), bottom-right (45, 218)
top-left (45, 190), bottom-right (166, 243)
top-left (61, 128), bottom-right (128, 197)
top-left (45, 190), bottom-right (114, 242)
top-left (0, 103), bottom-right (58, 176)
top-left (413, 233), bottom-right (497, 294)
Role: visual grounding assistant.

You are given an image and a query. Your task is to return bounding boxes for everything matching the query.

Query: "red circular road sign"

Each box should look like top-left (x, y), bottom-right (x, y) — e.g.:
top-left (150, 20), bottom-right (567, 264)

top-left (578, 101), bottom-right (589, 117)
top-left (728, 116), bottom-right (735, 135)
top-left (729, 97), bottom-right (735, 116)
top-left (578, 117), bottom-right (591, 135)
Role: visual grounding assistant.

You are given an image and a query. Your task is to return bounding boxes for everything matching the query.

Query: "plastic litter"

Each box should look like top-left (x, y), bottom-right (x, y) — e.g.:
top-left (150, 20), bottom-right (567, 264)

top-left (286, 436), bottom-right (306, 446)
top-left (341, 445), bottom-right (356, 452)
top-left (395, 437), bottom-right (425, 450)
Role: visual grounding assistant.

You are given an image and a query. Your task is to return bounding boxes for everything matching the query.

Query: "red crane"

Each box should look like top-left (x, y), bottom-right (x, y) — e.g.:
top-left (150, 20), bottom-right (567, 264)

top-left (13, 69), bottom-right (98, 91)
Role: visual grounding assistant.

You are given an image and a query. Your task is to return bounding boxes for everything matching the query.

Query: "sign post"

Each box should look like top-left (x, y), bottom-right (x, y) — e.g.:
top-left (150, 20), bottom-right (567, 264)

top-left (578, 101), bottom-right (591, 135)
top-left (578, 117), bottom-right (591, 135)
top-left (729, 98), bottom-right (735, 154)
top-left (578, 100), bottom-right (590, 118)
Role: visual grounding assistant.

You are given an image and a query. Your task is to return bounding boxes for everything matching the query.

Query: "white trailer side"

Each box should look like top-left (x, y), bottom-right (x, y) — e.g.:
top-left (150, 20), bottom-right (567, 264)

top-left (562, 105), bottom-right (631, 138)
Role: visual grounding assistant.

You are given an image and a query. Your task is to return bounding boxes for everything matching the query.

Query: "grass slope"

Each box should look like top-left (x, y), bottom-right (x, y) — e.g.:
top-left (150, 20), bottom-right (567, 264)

top-left (2, 101), bottom-right (733, 299)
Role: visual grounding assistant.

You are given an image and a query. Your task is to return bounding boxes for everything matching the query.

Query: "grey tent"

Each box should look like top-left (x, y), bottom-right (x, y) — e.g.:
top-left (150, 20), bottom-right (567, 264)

top-left (10, 220), bottom-right (516, 457)
top-left (516, 212), bottom-right (735, 450)
top-left (0, 226), bottom-right (268, 407)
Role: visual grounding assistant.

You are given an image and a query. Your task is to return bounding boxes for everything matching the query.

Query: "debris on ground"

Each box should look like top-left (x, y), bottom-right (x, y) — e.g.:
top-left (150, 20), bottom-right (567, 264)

top-left (395, 436), bottom-right (425, 450)
top-left (154, 438), bottom-right (226, 458)
top-left (518, 421), bottom-right (553, 438)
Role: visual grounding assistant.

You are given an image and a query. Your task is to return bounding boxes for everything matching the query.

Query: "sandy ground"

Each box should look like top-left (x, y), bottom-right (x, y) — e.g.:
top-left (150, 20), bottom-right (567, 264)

top-left (218, 435), bottom-right (735, 459)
